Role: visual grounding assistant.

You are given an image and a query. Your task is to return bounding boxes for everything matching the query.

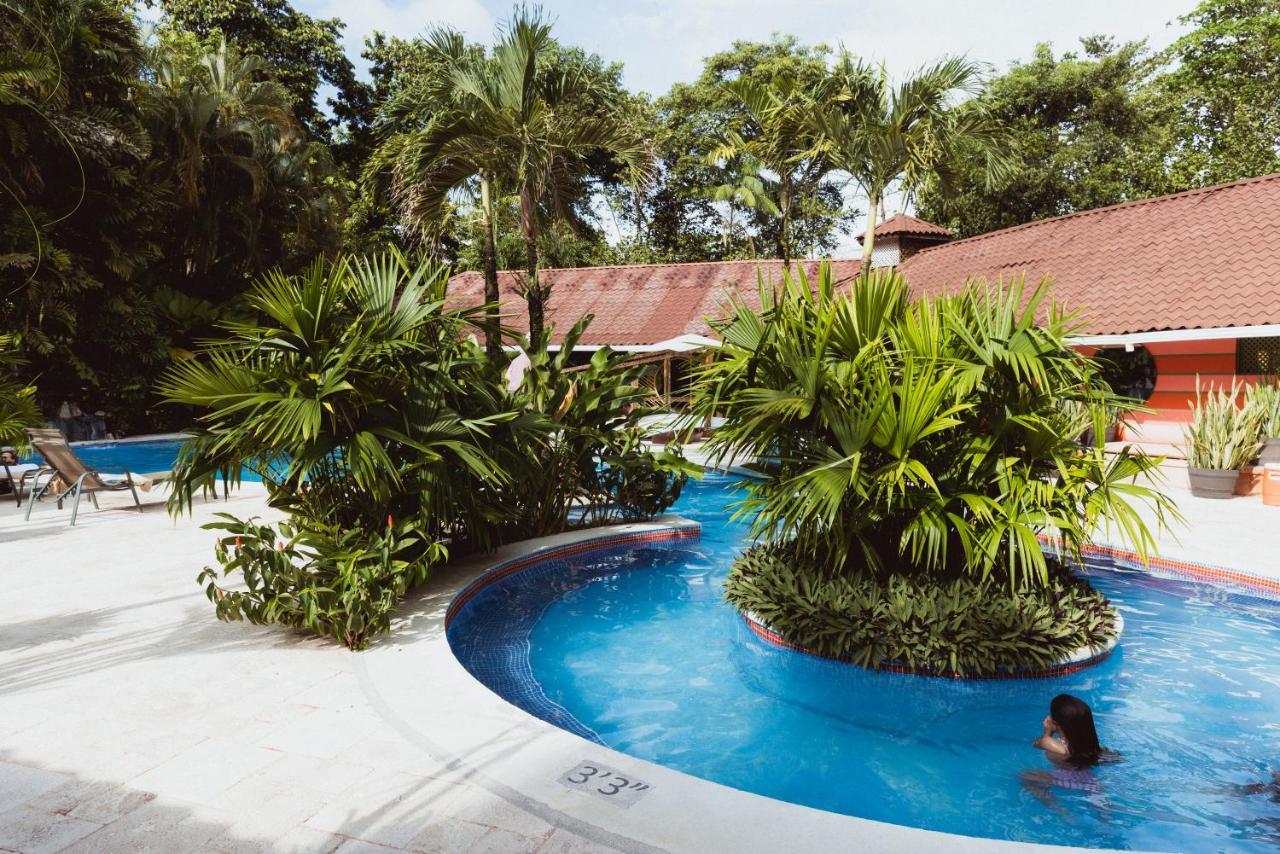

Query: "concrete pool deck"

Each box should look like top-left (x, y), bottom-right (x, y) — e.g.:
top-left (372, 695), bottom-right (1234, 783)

top-left (0, 476), bottom-right (1276, 852)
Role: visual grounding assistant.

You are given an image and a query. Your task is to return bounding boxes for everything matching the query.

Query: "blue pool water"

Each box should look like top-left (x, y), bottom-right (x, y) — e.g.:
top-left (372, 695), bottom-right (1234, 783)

top-left (21, 437), bottom-right (260, 481)
top-left (449, 475), bottom-right (1280, 852)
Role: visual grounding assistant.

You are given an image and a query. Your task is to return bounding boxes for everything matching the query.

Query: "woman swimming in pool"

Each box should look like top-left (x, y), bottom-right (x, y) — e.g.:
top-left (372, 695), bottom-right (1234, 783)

top-left (1023, 695), bottom-right (1116, 815)
top-left (1034, 694), bottom-right (1103, 769)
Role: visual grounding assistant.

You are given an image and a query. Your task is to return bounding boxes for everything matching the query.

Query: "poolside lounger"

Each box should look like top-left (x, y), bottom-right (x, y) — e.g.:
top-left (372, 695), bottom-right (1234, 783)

top-left (22, 427), bottom-right (146, 525)
top-left (1, 461), bottom-right (49, 507)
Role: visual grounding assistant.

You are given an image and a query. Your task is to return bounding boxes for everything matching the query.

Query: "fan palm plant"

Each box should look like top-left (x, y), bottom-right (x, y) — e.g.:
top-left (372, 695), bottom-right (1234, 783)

top-left (160, 251), bottom-right (514, 525)
top-left (692, 263), bottom-right (1178, 590)
top-left (809, 56), bottom-right (1016, 275)
top-left (160, 251), bottom-right (526, 648)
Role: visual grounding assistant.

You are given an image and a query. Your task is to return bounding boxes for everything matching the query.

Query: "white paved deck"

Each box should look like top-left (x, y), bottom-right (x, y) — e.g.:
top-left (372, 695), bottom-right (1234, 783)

top-left (0, 471), bottom-right (1275, 853)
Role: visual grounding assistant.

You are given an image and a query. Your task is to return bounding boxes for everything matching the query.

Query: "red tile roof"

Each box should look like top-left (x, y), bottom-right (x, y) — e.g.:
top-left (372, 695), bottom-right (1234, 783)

top-left (448, 258), bottom-right (864, 346)
top-left (898, 173), bottom-right (1280, 335)
top-left (859, 213), bottom-right (953, 241)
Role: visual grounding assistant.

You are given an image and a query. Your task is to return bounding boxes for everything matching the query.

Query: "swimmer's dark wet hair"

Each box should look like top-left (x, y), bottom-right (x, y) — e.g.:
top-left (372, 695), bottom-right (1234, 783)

top-left (1051, 694), bottom-right (1102, 768)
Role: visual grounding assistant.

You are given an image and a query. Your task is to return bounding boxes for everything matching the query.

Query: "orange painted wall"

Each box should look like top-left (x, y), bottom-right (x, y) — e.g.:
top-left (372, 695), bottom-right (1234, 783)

top-left (1135, 339), bottom-right (1260, 424)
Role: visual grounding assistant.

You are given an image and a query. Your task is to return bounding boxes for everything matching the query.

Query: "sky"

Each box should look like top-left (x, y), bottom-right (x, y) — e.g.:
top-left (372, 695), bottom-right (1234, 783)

top-left (301, 0), bottom-right (1193, 96)
top-left (295, 0), bottom-right (1194, 254)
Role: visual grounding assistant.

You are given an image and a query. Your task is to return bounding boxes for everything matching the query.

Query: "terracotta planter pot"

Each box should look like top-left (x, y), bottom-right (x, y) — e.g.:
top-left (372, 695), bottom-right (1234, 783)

top-left (1188, 467), bottom-right (1240, 499)
top-left (1236, 466), bottom-right (1264, 496)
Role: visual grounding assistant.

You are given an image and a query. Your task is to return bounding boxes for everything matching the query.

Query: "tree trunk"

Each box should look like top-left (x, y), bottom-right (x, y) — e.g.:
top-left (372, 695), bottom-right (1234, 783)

top-left (779, 179), bottom-right (792, 268)
top-left (520, 187), bottom-right (543, 342)
top-left (480, 174), bottom-right (502, 361)
top-left (861, 190), bottom-right (879, 279)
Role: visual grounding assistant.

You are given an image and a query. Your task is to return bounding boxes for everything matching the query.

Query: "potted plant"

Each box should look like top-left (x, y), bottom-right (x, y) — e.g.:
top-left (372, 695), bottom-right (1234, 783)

top-left (1184, 380), bottom-right (1262, 498)
top-left (1245, 380), bottom-right (1280, 465)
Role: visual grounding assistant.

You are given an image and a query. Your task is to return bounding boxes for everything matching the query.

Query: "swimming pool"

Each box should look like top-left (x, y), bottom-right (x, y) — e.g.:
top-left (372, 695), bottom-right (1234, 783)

top-left (448, 474), bottom-right (1280, 852)
top-left (21, 437), bottom-right (261, 482)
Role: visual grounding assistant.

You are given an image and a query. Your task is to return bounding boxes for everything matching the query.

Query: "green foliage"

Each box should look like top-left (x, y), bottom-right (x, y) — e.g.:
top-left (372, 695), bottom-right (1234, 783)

top-left (920, 2), bottom-right (1280, 238)
top-left (198, 513), bottom-right (445, 650)
top-left (726, 543), bottom-right (1117, 677)
top-left (1, 1), bottom-right (347, 431)
top-left (153, 0), bottom-right (372, 165)
top-left (368, 8), bottom-right (652, 340)
top-left (1185, 380), bottom-right (1262, 469)
top-left (645, 37), bottom-right (854, 261)
top-left (494, 318), bottom-right (696, 539)
top-left (917, 38), bottom-right (1170, 238)
top-left (809, 55), bottom-right (1016, 268)
top-left (1157, 0), bottom-right (1280, 188)
top-left (692, 264), bottom-right (1178, 590)
top-left (0, 335), bottom-right (41, 450)
top-left (1245, 378), bottom-right (1280, 439)
top-left (165, 251), bottom-right (688, 648)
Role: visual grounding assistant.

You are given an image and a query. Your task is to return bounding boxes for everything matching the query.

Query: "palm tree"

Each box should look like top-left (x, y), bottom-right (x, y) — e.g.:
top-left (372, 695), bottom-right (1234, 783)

top-left (148, 39), bottom-right (337, 298)
top-left (809, 56), bottom-right (1016, 276)
top-left (370, 28), bottom-right (505, 358)
top-left (711, 75), bottom-right (835, 267)
top-left (708, 157), bottom-right (779, 256)
top-left (385, 8), bottom-right (652, 343)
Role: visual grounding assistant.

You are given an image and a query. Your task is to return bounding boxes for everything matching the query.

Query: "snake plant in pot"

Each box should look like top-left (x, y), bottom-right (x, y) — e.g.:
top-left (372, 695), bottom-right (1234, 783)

top-left (1184, 380), bottom-right (1262, 498)
top-left (1244, 380), bottom-right (1280, 465)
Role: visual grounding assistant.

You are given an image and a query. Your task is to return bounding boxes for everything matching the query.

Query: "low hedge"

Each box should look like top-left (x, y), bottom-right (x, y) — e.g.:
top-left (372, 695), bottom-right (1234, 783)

top-left (725, 544), bottom-right (1118, 677)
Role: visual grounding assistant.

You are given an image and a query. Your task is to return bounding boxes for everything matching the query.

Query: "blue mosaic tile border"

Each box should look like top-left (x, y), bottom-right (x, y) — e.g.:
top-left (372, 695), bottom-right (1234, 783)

top-left (446, 525), bottom-right (702, 744)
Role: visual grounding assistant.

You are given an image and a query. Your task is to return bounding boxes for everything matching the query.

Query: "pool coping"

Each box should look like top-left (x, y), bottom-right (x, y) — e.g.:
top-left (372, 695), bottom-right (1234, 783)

top-left (356, 517), bottom-right (1156, 854)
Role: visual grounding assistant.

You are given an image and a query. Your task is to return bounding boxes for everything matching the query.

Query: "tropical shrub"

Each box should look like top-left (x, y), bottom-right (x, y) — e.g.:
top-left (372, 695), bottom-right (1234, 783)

top-left (198, 513), bottom-right (443, 650)
top-left (1185, 380), bottom-right (1262, 470)
top-left (164, 252), bottom-right (689, 648)
top-left (728, 544), bottom-right (1116, 677)
top-left (162, 252), bottom-right (520, 648)
top-left (492, 318), bottom-right (695, 540)
top-left (0, 335), bottom-right (42, 450)
top-left (694, 265), bottom-right (1177, 674)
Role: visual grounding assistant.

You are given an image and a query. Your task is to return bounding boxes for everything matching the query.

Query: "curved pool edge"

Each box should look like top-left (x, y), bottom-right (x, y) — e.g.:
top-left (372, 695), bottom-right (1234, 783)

top-left (355, 518), bottom-right (1141, 854)
top-left (740, 610), bottom-right (1123, 680)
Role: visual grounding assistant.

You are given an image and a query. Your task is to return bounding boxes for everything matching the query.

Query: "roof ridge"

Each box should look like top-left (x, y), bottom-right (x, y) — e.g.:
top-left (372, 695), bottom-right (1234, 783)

top-left (451, 257), bottom-right (863, 276)
top-left (910, 172), bottom-right (1280, 258)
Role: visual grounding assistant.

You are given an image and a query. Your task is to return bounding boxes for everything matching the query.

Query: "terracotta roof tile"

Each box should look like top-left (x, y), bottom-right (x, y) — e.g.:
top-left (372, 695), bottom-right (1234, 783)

top-left (898, 173), bottom-right (1280, 335)
top-left (859, 213), bottom-right (953, 242)
top-left (448, 258), bottom-right (863, 346)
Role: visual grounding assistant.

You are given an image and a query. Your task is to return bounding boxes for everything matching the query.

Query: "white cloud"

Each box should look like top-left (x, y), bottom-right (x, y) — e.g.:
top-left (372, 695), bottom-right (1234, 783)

top-left (306, 0), bottom-right (494, 65)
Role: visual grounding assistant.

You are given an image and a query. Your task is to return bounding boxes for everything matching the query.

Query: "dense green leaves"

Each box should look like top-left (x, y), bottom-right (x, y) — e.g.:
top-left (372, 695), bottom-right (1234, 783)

top-left (726, 543), bottom-right (1118, 677)
top-left (692, 264), bottom-right (1179, 589)
top-left (165, 251), bottom-right (689, 648)
top-left (920, 2), bottom-right (1280, 238)
top-left (0, 335), bottom-right (41, 449)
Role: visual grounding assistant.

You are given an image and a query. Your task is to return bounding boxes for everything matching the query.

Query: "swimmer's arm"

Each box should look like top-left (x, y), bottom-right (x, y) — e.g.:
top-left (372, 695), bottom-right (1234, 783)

top-left (1033, 734), bottom-right (1069, 755)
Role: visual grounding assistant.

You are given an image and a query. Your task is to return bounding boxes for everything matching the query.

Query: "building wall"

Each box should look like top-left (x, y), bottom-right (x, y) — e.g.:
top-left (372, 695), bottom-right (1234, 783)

top-left (1138, 339), bottom-right (1249, 424)
top-left (870, 237), bottom-right (900, 269)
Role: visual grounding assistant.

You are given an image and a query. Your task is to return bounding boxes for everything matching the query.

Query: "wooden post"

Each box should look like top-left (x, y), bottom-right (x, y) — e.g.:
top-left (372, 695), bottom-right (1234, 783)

top-left (663, 353), bottom-right (672, 408)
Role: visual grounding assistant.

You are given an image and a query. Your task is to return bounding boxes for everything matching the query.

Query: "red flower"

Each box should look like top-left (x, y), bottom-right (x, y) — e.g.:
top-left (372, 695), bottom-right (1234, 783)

top-left (387, 514), bottom-right (394, 528)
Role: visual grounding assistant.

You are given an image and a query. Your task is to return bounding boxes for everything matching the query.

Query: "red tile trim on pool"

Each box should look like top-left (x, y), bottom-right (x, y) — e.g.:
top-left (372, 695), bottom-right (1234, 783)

top-left (445, 524), bottom-right (702, 627)
top-left (739, 611), bottom-right (1115, 681)
top-left (1037, 535), bottom-right (1280, 597)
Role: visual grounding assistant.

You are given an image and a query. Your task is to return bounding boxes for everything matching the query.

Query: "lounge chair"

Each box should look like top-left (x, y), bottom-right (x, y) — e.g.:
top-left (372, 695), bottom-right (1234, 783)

top-left (22, 427), bottom-right (145, 525)
top-left (2, 458), bottom-right (49, 506)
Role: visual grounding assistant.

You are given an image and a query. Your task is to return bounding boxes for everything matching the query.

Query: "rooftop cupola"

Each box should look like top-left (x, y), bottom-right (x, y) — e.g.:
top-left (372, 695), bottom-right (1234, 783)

top-left (857, 213), bottom-right (953, 269)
